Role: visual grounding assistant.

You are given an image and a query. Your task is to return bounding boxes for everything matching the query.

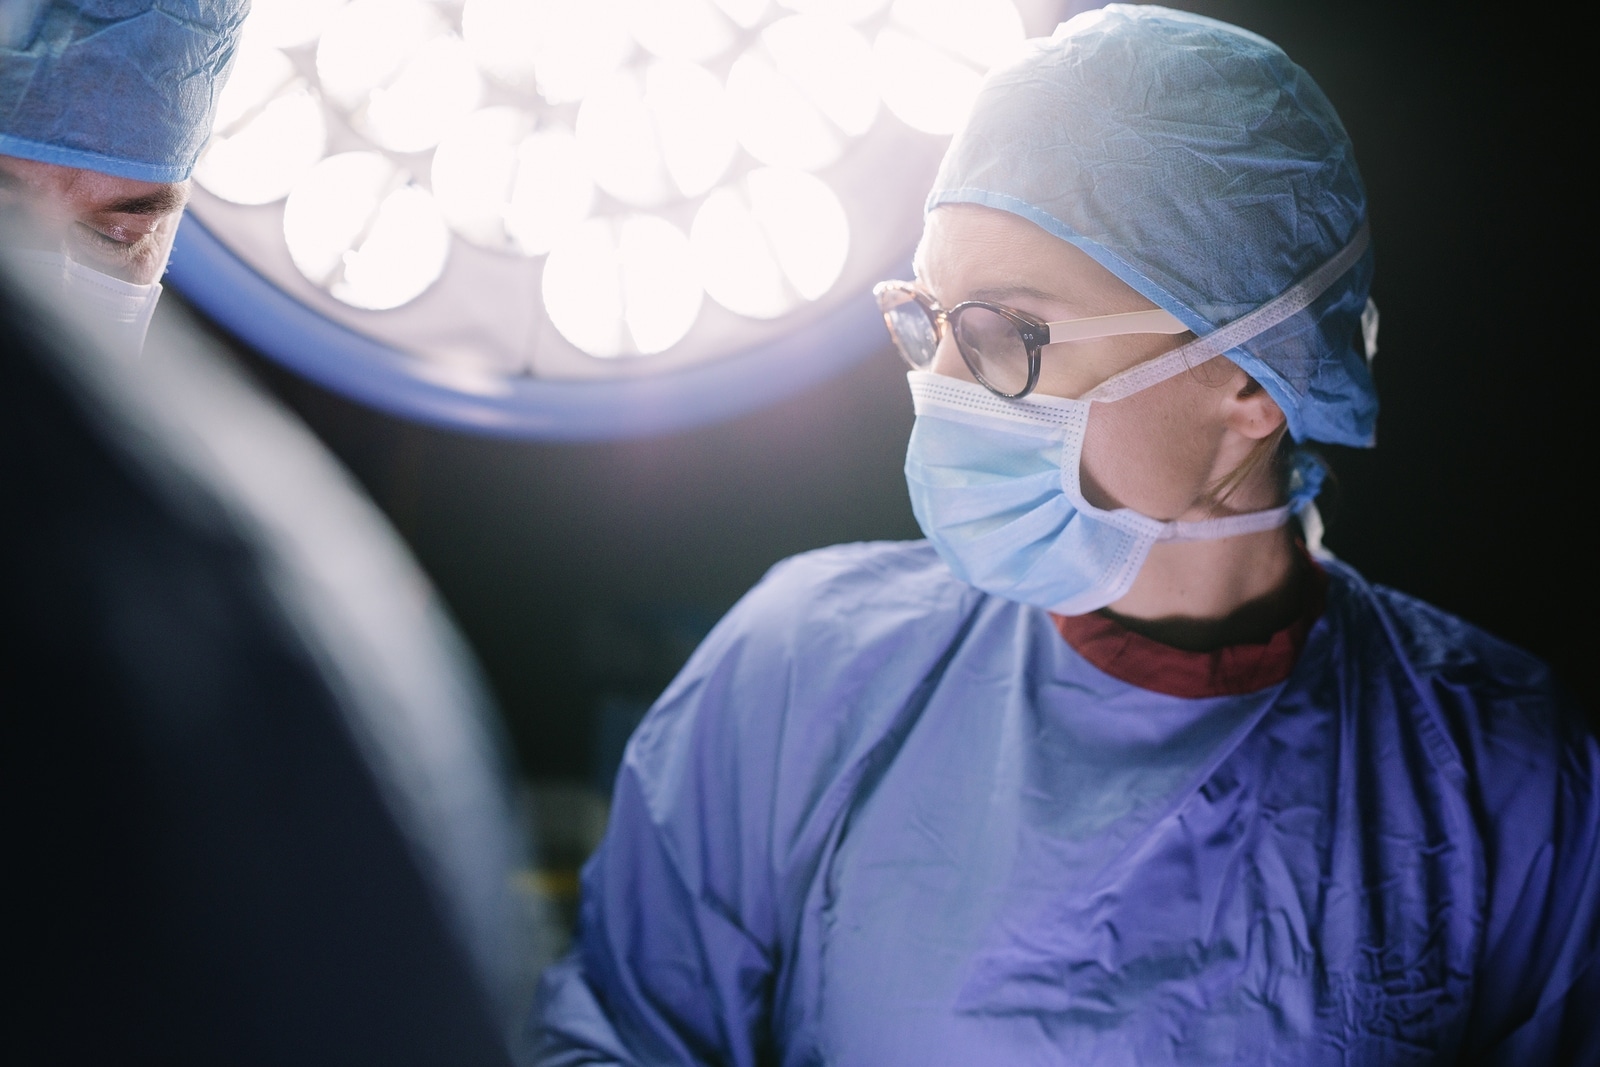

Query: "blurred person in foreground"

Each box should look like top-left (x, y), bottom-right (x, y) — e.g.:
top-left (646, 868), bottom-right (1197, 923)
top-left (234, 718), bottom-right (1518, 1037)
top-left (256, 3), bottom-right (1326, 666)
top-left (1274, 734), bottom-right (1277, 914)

top-left (532, 7), bottom-right (1598, 1065)
top-left (2, 2), bottom-right (537, 1061)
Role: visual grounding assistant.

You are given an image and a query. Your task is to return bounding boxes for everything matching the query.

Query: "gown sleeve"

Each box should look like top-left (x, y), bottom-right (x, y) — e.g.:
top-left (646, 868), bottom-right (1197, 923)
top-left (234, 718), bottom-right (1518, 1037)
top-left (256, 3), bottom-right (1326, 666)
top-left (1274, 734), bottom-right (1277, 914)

top-left (526, 541), bottom-right (975, 1065)
top-left (526, 568), bottom-right (798, 1066)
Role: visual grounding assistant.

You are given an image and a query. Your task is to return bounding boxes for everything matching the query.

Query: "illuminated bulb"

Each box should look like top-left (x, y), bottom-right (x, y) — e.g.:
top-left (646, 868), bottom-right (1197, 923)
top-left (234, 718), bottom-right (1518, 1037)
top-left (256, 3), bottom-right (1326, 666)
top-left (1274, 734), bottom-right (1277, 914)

top-left (873, 28), bottom-right (983, 135)
top-left (711, 0), bottom-right (770, 28)
top-left (362, 35), bottom-right (483, 153)
top-left (433, 109), bottom-right (595, 255)
top-left (778, 0), bottom-right (889, 22)
top-left (890, 0), bottom-right (1025, 68)
top-left (283, 152), bottom-right (449, 310)
top-left (316, 0), bottom-right (481, 152)
top-left (316, 0), bottom-right (436, 108)
top-left (210, 41), bottom-right (298, 132)
top-left (506, 130), bottom-right (596, 256)
top-left (726, 51), bottom-right (839, 170)
top-left (462, 0), bottom-right (632, 103)
top-left (576, 63), bottom-right (735, 206)
top-left (543, 216), bottom-right (702, 357)
top-left (196, 41), bottom-right (326, 204)
top-left (242, 0), bottom-right (347, 49)
top-left (576, 70), bottom-right (670, 207)
top-left (195, 89), bottom-right (327, 205)
top-left (760, 15), bottom-right (878, 136)
top-left (875, 0), bottom-right (1025, 134)
top-left (691, 167), bottom-right (848, 318)
top-left (644, 60), bottom-right (737, 198)
top-left (431, 107), bottom-right (527, 250)
top-left (690, 189), bottom-right (788, 319)
top-left (626, 0), bottom-right (734, 62)
top-left (746, 167), bottom-right (848, 300)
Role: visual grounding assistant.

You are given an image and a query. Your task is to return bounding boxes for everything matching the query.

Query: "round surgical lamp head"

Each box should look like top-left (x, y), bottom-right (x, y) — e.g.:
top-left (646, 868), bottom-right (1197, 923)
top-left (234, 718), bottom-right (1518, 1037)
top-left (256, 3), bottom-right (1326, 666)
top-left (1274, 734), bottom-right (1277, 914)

top-left (172, 0), bottom-right (1070, 440)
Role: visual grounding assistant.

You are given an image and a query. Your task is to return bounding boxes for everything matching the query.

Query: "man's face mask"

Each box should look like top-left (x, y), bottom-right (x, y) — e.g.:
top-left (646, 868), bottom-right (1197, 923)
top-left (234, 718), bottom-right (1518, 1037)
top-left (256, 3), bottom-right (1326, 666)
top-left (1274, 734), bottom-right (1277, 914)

top-left (7, 247), bottom-right (163, 357)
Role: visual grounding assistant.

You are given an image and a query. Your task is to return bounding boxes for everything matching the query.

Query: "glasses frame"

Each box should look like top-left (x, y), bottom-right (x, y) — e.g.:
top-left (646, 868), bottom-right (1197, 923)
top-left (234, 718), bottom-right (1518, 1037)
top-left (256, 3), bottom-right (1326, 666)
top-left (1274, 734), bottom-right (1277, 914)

top-left (872, 280), bottom-right (1190, 399)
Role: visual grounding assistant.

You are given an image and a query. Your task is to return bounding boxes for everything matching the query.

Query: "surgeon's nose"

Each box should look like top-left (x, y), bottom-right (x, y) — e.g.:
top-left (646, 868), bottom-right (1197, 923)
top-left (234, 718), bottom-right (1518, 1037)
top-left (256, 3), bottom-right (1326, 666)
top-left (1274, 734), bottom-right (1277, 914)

top-left (930, 325), bottom-right (978, 384)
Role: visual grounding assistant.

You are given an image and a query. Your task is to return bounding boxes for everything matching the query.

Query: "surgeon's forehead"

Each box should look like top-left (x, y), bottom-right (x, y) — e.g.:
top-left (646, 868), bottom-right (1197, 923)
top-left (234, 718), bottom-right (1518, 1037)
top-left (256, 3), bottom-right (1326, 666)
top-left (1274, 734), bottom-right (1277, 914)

top-left (0, 155), bottom-right (188, 216)
top-left (915, 203), bottom-right (1156, 317)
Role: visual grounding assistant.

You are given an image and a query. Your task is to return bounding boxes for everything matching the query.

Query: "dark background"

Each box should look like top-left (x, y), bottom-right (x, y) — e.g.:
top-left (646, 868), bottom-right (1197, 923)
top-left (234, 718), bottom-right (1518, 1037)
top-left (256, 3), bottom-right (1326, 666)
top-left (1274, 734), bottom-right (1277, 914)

top-left (172, 0), bottom-right (1593, 788)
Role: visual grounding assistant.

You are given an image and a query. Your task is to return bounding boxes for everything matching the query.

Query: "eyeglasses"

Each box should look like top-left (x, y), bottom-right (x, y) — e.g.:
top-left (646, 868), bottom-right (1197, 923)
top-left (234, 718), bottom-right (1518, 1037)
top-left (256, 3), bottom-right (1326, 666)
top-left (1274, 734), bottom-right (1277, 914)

top-left (873, 280), bottom-right (1190, 399)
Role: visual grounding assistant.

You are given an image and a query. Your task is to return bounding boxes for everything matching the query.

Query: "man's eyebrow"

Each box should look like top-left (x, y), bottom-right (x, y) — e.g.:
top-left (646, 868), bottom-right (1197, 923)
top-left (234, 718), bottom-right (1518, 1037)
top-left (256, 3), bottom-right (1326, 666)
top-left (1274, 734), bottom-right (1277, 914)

top-left (101, 186), bottom-right (189, 216)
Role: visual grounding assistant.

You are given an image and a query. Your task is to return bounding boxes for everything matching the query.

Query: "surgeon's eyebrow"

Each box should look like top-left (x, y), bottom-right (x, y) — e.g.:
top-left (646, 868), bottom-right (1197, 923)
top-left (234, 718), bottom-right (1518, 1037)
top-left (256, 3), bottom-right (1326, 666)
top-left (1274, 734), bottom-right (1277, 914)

top-left (968, 284), bottom-right (1070, 307)
top-left (101, 186), bottom-right (189, 216)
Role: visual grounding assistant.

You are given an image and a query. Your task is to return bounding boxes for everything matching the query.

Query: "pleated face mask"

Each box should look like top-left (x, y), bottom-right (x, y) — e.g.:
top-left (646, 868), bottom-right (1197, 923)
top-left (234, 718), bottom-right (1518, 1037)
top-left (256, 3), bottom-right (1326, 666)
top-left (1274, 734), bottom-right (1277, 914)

top-left (9, 248), bottom-right (164, 357)
top-left (903, 224), bottom-right (1368, 615)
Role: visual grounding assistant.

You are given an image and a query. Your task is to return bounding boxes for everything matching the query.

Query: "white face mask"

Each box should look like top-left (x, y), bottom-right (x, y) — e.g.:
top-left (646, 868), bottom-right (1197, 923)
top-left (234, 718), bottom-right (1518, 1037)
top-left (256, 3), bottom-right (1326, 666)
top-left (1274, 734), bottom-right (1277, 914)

top-left (7, 248), bottom-right (163, 357)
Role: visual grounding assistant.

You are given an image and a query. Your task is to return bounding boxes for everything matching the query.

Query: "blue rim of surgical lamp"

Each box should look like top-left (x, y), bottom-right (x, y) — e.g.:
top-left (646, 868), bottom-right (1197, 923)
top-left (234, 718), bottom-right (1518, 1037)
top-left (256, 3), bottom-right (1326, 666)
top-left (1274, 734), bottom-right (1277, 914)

top-left (166, 213), bottom-right (888, 441)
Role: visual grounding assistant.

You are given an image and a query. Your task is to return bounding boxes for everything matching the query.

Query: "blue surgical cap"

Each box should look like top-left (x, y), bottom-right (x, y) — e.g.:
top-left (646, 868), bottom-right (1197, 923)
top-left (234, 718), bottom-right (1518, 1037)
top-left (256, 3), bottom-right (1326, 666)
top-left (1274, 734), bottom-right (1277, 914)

top-left (928, 4), bottom-right (1378, 447)
top-left (0, 0), bottom-right (248, 183)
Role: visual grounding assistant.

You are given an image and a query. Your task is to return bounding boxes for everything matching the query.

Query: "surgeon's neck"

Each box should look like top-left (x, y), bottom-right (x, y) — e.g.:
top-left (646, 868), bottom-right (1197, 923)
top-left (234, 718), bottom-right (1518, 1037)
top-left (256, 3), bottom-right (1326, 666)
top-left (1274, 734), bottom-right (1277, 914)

top-left (1099, 525), bottom-right (1307, 652)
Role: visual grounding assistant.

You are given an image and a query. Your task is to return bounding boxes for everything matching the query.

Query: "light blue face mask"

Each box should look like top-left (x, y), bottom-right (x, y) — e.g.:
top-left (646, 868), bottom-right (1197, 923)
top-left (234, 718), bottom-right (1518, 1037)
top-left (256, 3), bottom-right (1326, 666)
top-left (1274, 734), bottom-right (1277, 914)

top-left (905, 224), bottom-right (1367, 615)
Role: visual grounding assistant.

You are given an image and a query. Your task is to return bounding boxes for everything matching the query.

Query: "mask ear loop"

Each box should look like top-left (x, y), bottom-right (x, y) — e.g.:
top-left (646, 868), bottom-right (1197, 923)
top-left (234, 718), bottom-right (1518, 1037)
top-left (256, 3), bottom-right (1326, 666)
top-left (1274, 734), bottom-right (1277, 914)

top-left (1080, 222), bottom-right (1372, 406)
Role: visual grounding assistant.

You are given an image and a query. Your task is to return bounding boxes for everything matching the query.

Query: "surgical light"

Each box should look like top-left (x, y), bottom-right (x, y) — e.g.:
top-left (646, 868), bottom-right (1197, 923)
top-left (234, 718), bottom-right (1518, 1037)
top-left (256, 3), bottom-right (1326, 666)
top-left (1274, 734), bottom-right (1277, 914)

top-left (173, 0), bottom-right (1068, 438)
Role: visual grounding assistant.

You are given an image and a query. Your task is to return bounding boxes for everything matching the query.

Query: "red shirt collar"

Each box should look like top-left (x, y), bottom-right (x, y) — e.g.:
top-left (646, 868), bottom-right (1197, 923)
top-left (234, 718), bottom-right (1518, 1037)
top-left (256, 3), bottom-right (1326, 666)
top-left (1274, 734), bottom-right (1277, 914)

top-left (1050, 555), bottom-right (1327, 698)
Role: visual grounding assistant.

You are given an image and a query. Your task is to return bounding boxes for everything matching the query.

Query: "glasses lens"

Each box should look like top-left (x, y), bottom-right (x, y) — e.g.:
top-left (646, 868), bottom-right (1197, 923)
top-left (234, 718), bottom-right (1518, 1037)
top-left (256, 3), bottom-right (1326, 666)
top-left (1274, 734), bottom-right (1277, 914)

top-left (952, 305), bottom-right (1031, 396)
top-left (877, 287), bottom-right (938, 369)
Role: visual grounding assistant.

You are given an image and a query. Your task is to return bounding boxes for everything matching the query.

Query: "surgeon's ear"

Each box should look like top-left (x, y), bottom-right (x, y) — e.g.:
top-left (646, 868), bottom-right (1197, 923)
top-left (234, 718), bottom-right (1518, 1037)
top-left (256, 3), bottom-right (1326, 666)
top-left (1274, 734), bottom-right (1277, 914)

top-left (1225, 375), bottom-right (1288, 441)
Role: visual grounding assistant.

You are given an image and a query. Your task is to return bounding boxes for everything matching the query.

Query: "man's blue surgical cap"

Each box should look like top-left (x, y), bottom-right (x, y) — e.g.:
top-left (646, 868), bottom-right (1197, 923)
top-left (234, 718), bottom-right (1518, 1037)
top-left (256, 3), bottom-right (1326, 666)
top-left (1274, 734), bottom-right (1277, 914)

top-left (928, 4), bottom-right (1378, 447)
top-left (0, 0), bottom-right (248, 183)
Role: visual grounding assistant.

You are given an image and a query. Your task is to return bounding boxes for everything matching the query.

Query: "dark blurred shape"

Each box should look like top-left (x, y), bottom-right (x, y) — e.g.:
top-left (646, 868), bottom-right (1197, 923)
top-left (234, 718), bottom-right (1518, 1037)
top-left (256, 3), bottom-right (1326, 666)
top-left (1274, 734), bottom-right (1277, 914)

top-left (1, 248), bottom-right (531, 1065)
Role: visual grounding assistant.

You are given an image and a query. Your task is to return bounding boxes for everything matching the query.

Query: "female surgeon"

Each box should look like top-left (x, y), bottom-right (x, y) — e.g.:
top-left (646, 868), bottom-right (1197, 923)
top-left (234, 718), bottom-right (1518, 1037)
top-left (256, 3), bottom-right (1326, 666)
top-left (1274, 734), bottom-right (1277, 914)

top-left (532, 7), bottom-right (1599, 1064)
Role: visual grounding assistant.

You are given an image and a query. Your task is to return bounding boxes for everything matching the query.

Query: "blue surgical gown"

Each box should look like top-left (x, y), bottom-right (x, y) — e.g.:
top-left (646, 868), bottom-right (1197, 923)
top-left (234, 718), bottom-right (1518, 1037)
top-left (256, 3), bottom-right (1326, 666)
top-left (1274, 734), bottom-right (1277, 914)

top-left (532, 541), bottom-right (1599, 1065)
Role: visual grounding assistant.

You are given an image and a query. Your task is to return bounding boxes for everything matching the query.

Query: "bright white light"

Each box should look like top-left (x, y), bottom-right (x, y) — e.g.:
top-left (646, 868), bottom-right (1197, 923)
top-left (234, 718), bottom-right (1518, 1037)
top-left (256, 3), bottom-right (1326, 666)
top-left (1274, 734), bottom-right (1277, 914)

top-left (431, 107), bottom-right (526, 250)
top-left (196, 89), bottom-right (327, 205)
top-left (337, 186), bottom-right (450, 310)
top-left (873, 27), bottom-right (984, 135)
top-left (543, 215), bottom-right (702, 357)
top-left (644, 60), bottom-right (737, 198)
top-left (726, 51), bottom-right (840, 170)
top-left (778, 0), bottom-right (889, 22)
top-left (712, 0), bottom-right (769, 28)
top-left (434, 109), bottom-right (595, 255)
top-left (197, 41), bottom-right (326, 205)
top-left (506, 129), bottom-right (595, 256)
top-left (746, 167), bottom-right (848, 300)
top-left (691, 189), bottom-right (787, 318)
top-left (761, 15), bottom-right (878, 136)
top-left (211, 41), bottom-right (298, 132)
top-left (891, 0), bottom-right (1025, 69)
top-left (626, 0), bottom-right (734, 62)
top-left (691, 167), bottom-right (848, 317)
top-left (875, 0), bottom-right (1025, 134)
top-left (576, 63), bottom-right (734, 205)
top-left (576, 70), bottom-right (670, 207)
top-left (243, 0), bottom-right (346, 49)
top-left (316, 0), bottom-right (436, 109)
top-left (362, 34), bottom-right (483, 153)
top-left (283, 152), bottom-right (449, 310)
top-left (314, 0), bottom-right (482, 150)
top-left (462, 0), bottom-right (633, 103)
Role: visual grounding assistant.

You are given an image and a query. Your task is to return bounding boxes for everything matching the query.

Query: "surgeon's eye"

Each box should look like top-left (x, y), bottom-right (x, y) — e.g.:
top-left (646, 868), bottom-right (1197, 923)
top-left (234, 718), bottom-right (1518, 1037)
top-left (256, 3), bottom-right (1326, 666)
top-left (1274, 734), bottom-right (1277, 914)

top-left (78, 222), bottom-right (140, 248)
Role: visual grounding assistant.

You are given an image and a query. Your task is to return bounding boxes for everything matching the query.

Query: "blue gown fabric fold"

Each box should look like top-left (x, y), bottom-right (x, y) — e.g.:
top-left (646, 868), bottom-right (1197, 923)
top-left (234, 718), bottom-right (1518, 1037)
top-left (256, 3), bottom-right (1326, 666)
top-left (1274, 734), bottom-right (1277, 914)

top-left (532, 541), bottom-right (1599, 1066)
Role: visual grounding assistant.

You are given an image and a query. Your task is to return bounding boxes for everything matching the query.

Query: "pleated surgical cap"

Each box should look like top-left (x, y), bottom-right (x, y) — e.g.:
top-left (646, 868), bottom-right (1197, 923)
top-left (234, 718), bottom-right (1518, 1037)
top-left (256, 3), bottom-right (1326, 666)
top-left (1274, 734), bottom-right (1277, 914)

top-left (0, 0), bottom-right (248, 183)
top-left (928, 4), bottom-right (1378, 447)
